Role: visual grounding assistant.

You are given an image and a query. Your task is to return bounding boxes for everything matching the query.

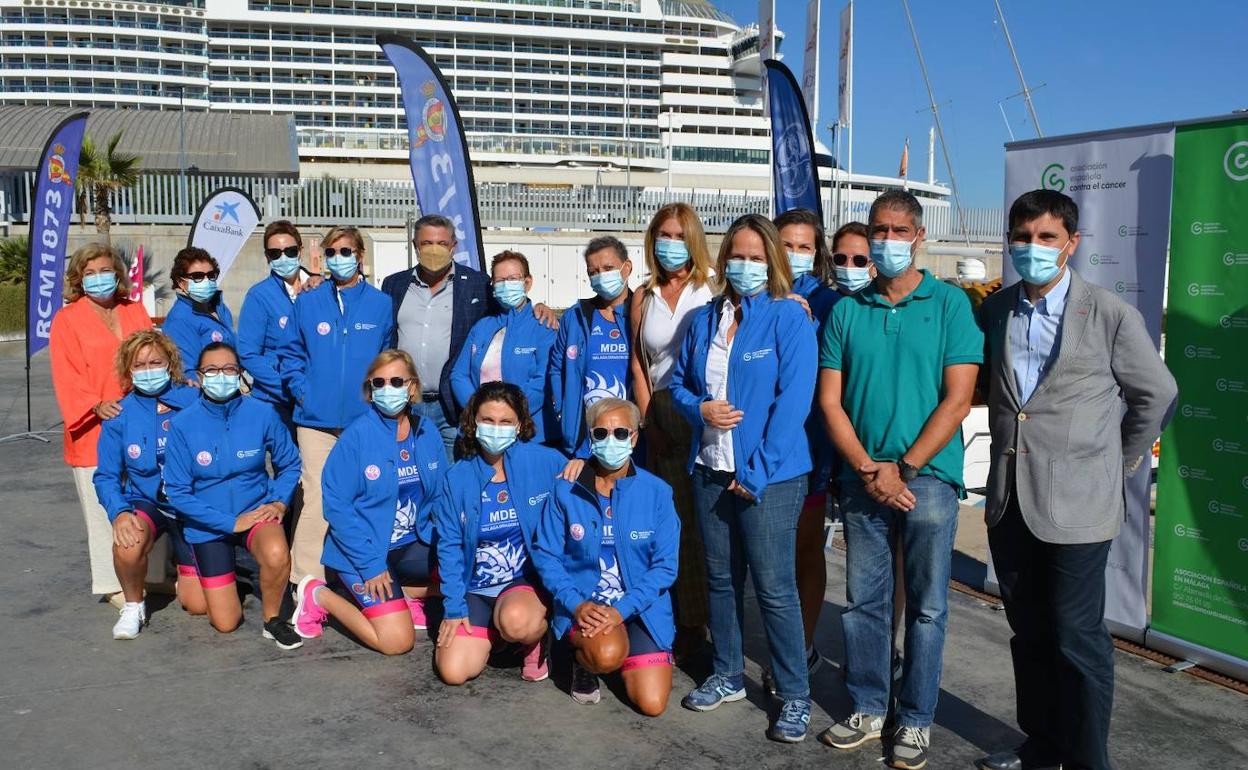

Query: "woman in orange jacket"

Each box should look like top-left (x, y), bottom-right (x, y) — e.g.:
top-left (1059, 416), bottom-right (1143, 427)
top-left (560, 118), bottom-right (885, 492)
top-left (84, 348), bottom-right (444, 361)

top-left (50, 243), bottom-right (159, 603)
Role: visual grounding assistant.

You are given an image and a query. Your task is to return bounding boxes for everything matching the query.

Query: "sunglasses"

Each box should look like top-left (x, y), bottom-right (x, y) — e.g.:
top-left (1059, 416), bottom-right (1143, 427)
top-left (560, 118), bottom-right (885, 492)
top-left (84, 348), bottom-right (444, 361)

top-left (590, 427), bottom-right (634, 442)
top-left (324, 247), bottom-right (355, 258)
top-left (833, 253), bottom-right (870, 268)
top-left (200, 365), bottom-right (240, 376)
top-left (370, 376), bottom-right (411, 389)
top-left (185, 270), bottom-right (221, 282)
top-left (264, 246), bottom-right (300, 260)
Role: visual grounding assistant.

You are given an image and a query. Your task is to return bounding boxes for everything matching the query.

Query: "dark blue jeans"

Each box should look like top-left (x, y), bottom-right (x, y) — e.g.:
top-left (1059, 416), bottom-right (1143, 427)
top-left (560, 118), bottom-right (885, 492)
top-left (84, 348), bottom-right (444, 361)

top-left (692, 465), bottom-right (809, 701)
top-left (840, 474), bottom-right (959, 728)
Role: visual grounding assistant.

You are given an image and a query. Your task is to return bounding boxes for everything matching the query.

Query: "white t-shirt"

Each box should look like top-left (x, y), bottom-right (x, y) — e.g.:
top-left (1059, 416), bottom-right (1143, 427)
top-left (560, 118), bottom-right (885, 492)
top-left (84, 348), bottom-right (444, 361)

top-left (696, 300), bottom-right (736, 472)
top-left (640, 279), bottom-right (715, 391)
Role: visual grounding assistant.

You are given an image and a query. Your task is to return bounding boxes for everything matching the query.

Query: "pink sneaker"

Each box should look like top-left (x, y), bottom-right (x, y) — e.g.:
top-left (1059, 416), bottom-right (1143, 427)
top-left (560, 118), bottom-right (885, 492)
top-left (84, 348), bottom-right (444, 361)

top-left (521, 636), bottom-right (549, 682)
top-left (293, 575), bottom-right (328, 639)
top-left (407, 596), bottom-right (428, 630)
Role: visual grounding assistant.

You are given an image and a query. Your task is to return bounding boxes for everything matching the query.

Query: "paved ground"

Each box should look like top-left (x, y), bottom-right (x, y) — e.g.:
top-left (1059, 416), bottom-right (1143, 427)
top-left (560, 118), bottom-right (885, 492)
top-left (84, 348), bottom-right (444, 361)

top-left (1, 345), bottom-right (1244, 769)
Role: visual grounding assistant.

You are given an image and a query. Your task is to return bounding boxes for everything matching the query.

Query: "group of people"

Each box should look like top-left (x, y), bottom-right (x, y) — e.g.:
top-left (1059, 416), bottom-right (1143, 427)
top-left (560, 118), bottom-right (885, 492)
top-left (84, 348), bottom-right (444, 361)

top-left (47, 187), bottom-right (1176, 770)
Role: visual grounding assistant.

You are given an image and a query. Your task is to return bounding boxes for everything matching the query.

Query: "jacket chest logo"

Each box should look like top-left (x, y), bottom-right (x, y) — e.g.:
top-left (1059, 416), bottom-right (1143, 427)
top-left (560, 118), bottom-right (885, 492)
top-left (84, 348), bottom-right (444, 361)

top-left (317, 321), bottom-right (331, 336)
top-left (742, 348), bottom-right (773, 362)
top-left (513, 346), bottom-right (536, 355)
top-left (567, 344), bottom-right (579, 360)
top-left (127, 444), bottom-right (142, 459)
top-left (528, 491), bottom-right (549, 506)
top-left (630, 529), bottom-right (654, 541)
top-left (570, 523), bottom-right (585, 541)
top-left (365, 464), bottom-right (381, 481)
top-left (210, 331), bottom-right (223, 342)
top-left (279, 316), bottom-right (288, 329)
top-left (354, 322), bottom-right (377, 331)
top-left (236, 449), bottom-right (261, 459)
top-left (196, 451), bottom-right (213, 466)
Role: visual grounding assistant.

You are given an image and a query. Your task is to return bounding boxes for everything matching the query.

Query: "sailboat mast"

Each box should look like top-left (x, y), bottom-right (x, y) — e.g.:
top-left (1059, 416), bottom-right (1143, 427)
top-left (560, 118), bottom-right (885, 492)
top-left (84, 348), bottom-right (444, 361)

top-left (992, 0), bottom-right (1043, 137)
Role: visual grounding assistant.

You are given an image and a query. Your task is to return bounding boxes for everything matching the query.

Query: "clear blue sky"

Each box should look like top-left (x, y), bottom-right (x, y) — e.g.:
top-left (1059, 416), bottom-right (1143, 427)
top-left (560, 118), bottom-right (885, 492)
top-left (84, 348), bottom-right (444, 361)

top-left (715, 0), bottom-right (1244, 208)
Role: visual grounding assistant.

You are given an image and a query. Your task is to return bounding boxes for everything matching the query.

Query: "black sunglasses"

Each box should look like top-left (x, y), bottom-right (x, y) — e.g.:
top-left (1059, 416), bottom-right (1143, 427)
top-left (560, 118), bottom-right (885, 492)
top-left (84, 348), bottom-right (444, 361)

top-left (591, 427), bottom-right (634, 442)
top-left (185, 270), bottom-right (221, 282)
top-left (324, 247), bottom-right (355, 258)
top-left (264, 246), bottom-right (300, 260)
top-left (833, 253), bottom-right (870, 268)
top-left (370, 376), bottom-right (411, 389)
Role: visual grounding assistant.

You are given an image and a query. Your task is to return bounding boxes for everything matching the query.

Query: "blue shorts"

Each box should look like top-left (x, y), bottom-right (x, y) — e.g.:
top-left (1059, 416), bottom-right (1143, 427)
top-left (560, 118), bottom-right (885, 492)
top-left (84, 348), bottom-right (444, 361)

top-left (191, 520), bottom-right (281, 589)
top-left (130, 499), bottom-right (197, 577)
top-left (456, 577), bottom-right (541, 640)
top-left (335, 539), bottom-right (436, 617)
top-left (570, 618), bottom-right (672, 671)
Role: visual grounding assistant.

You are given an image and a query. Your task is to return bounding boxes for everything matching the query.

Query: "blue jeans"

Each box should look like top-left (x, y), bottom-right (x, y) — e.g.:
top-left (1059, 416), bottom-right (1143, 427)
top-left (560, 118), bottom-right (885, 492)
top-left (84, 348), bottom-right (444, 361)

top-left (412, 398), bottom-right (456, 463)
top-left (692, 465), bottom-right (809, 701)
top-left (840, 474), bottom-right (959, 728)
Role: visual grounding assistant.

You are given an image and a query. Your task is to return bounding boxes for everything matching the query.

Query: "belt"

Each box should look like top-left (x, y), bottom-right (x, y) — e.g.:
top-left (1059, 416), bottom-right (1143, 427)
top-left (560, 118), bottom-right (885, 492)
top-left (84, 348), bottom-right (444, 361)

top-left (420, 391), bottom-right (440, 401)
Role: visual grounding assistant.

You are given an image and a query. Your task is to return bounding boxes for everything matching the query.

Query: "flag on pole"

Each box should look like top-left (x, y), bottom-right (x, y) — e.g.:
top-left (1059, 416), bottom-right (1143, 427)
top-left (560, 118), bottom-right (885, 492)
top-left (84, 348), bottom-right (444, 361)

top-left (765, 59), bottom-right (823, 219)
top-left (801, 0), bottom-right (821, 125)
top-left (759, 0), bottom-right (776, 117)
top-left (837, 2), bottom-right (853, 128)
top-left (899, 137), bottom-right (910, 181)
top-left (188, 186), bottom-right (262, 281)
top-left (127, 244), bottom-right (144, 302)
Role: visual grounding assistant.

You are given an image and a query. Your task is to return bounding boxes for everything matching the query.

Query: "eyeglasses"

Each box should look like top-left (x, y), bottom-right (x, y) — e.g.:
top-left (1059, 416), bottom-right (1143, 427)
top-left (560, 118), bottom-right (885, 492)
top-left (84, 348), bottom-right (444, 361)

top-left (833, 253), bottom-right (870, 268)
top-left (590, 427), bottom-right (634, 442)
top-left (264, 246), bottom-right (300, 260)
top-left (370, 376), bottom-right (411, 389)
top-left (324, 247), bottom-right (355, 258)
top-left (185, 270), bottom-right (221, 282)
top-left (200, 365), bottom-right (240, 376)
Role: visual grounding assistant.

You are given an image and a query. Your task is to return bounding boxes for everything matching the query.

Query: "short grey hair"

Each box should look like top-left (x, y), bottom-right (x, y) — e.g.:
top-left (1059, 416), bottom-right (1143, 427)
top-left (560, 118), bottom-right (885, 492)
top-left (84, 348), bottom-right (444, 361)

top-left (413, 214), bottom-right (457, 239)
top-left (585, 397), bottom-right (640, 432)
top-left (869, 190), bottom-right (924, 229)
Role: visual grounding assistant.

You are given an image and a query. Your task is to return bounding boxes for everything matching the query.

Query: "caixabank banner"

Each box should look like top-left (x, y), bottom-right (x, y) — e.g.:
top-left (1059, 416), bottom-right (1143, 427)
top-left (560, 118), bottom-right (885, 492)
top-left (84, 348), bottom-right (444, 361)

top-left (1153, 119), bottom-right (1248, 674)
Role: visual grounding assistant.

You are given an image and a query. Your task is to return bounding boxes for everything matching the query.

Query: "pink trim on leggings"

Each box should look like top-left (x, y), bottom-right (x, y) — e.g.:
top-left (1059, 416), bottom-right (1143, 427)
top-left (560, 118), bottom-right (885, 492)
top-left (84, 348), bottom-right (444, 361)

top-left (361, 598), bottom-right (408, 619)
top-left (245, 519), bottom-right (280, 550)
top-left (199, 572), bottom-right (237, 589)
top-left (454, 624), bottom-right (491, 640)
top-left (499, 583), bottom-right (536, 599)
top-left (622, 652), bottom-right (673, 672)
top-left (177, 564), bottom-right (200, 578)
top-left (133, 508), bottom-right (158, 535)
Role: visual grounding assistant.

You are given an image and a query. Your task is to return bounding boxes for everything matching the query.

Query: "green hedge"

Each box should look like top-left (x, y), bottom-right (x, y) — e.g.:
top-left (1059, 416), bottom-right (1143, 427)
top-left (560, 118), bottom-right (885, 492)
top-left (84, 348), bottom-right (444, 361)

top-left (0, 283), bottom-right (24, 333)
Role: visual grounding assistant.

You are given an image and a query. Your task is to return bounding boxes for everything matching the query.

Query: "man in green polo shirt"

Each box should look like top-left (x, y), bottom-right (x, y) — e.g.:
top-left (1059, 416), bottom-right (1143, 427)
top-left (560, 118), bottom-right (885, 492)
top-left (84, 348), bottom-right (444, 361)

top-left (815, 190), bottom-right (983, 769)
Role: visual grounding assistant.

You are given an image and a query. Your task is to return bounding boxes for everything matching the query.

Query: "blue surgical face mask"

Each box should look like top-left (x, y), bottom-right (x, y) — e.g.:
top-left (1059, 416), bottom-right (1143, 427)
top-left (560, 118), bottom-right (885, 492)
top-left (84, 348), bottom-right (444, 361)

top-left (725, 259), bottom-right (768, 296)
top-left (83, 272), bottom-right (118, 299)
top-left (589, 269), bottom-right (625, 300)
top-left (371, 385), bottom-right (409, 416)
top-left (476, 422), bottom-right (519, 456)
top-left (493, 279), bottom-right (528, 309)
top-left (654, 239), bottom-right (690, 271)
top-left (1009, 241), bottom-right (1068, 286)
top-left (834, 266), bottom-right (873, 294)
top-left (201, 373), bottom-right (240, 401)
top-left (869, 238), bottom-right (915, 278)
top-left (591, 435), bottom-right (633, 470)
top-left (187, 278), bottom-right (218, 303)
top-left (327, 255), bottom-right (358, 281)
top-left (788, 251), bottom-right (815, 276)
top-left (131, 367), bottom-right (170, 395)
top-left (269, 255), bottom-right (301, 279)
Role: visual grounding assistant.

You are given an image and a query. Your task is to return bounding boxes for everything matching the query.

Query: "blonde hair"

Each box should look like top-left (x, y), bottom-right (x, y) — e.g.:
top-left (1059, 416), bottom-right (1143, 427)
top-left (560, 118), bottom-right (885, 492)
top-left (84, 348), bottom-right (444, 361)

top-left (361, 349), bottom-right (421, 403)
top-left (717, 214), bottom-right (793, 299)
top-left (321, 226), bottom-right (366, 256)
top-left (114, 330), bottom-right (184, 393)
top-left (64, 243), bottom-right (131, 302)
top-left (643, 202), bottom-right (712, 292)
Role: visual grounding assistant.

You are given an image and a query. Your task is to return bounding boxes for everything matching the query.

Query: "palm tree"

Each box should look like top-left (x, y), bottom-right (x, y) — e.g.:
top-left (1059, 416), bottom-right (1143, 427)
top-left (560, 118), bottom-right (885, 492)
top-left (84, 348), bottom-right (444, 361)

top-left (0, 235), bottom-right (28, 285)
top-left (76, 131), bottom-right (142, 242)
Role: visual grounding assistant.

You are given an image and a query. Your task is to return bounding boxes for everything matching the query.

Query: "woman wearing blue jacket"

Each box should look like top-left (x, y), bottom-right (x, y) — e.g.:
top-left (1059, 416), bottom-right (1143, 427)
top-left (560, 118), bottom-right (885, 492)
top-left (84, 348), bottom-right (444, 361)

top-left (162, 247), bottom-right (236, 371)
top-left (93, 329), bottom-right (204, 640)
top-left (777, 208), bottom-right (840, 327)
top-left (433, 381), bottom-right (566, 685)
top-left (291, 350), bottom-right (447, 655)
top-left (449, 250), bottom-right (557, 442)
top-left (531, 397), bottom-right (680, 717)
top-left (670, 214), bottom-right (818, 742)
top-left (163, 342), bottom-right (303, 650)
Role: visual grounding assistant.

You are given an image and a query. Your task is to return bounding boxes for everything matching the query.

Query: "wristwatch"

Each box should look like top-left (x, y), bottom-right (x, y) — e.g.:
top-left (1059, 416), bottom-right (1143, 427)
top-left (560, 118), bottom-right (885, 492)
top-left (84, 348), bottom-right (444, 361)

top-left (897, 459), bottom-right (920, 482)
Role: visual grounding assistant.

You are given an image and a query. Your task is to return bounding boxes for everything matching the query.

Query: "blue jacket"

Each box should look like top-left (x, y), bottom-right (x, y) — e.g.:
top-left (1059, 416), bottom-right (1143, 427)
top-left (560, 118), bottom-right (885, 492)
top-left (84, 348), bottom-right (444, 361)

top-left (162, 293), bottom-right (236, 372)
top-left (548, 296), bottom-right (633, 456)
top-left (449, 302), bottom-right (558, 442)
top-left (321, 407), bottom-right (449, 580)
top-left (531, 463), bottom-right (680, 648)
top-left (163, 394), bottom-right (302, 544)
top-left (277, 279), bottom-right (394, 430)
top-left (237, 272), bottom-right (296, 407)
top-left (669, 293), bottom-right (817, 501)
top-left (381, 265), bottom-right (495, 425)
top-left (432, 441), bottom-right (567, 620)
top-left (93, 383), bottom-right (198, 521)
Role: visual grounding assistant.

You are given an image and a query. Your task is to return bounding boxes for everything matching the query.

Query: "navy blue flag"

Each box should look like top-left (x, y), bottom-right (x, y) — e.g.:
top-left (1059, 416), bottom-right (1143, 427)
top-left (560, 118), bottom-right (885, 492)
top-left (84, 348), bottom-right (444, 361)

top-left (379, 35), bottom-right (485, 271)
top-left (27, 111), bottom-right (88, 359)
top-left (764, 59), bottom-right (823, 220)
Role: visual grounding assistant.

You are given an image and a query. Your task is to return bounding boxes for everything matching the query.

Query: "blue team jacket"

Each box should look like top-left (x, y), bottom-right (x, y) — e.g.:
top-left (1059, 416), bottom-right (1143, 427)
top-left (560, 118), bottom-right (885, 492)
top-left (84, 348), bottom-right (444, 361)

top-left (93, 383), bottom-right (198, 521)
top-left (449, 302), bottom-right (558, 442)
top-left (237, 272), bottom-right (296, 407)
top-left (548, 296), bottom-right (633, 456)
top-left (277, 280), bottom-right (394, 430)
top-left (433, 441), bottom-right (567, 620)
top-left (321, 407), bottom-right (448, 580)
top-left (163, 394), bottom-right (301, 544)
top-left (162, 293), bottom-right (236, 372)
top-left (531, 463), bottom-right (680, 649)
top-left (669, 293), bottom-right (817, 501)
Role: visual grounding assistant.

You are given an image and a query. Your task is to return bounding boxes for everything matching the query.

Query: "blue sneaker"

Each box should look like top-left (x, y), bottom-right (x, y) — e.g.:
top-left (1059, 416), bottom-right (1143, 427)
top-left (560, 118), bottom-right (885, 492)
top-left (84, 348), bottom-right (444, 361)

top-left (768, 698), bottom-right (811, 743)
top-left (681, 673), bottom-right (746, 712)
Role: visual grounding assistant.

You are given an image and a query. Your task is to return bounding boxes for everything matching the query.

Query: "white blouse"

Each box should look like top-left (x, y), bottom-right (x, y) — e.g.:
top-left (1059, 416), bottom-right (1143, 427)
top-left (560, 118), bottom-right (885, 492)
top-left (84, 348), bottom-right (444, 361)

top-left (696, 300), bottom-right (736, 472)
top-left (641, 279), bottom-right (715, 391)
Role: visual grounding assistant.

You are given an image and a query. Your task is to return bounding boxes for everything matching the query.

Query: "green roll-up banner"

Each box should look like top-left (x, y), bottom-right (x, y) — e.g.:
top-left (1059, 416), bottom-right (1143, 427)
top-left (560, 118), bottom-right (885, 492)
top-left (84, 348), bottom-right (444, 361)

top-left (1153, 119), bottom-right (1248, 664)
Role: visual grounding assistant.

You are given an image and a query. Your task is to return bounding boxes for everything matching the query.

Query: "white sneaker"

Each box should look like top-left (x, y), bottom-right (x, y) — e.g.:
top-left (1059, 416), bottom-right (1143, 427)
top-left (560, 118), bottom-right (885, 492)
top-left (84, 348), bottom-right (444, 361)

top-left (112, 601), bottom-right (147, 640)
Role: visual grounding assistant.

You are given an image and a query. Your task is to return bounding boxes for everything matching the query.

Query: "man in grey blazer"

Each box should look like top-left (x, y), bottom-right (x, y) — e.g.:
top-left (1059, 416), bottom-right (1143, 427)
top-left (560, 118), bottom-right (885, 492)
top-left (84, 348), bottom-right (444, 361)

top-left (975, 190), bottom-right (1177, 770)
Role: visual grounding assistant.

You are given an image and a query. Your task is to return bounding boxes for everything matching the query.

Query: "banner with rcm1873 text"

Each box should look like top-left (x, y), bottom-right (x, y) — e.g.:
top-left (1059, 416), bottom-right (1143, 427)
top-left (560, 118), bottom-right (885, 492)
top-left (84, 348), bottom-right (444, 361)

top-left (1152, 119), bottom-right (1248, 673)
